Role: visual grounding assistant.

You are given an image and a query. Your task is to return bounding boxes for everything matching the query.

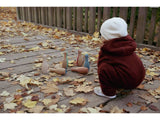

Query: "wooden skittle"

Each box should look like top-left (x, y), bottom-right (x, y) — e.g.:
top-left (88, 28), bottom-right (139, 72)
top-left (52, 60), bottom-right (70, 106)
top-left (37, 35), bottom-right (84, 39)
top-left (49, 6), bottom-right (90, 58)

top-left (71, 67), bottom-right (88, 75)
top-left (62, 52), bottom-right (68, 69)
top-left (41, 54), bottom-right (49, 74)
top-left (84, 54), bottom-right (90, 70)
top-left (76, 50), bottom-right (85, 67)
top-left (50, 68), bottom-right (66, 75)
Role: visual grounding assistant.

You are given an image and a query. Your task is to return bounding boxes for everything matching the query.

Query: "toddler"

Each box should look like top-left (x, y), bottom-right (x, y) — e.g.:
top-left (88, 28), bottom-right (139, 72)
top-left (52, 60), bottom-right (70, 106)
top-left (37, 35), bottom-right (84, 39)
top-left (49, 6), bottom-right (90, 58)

top-left (94, 17), bottom-right (145, 98)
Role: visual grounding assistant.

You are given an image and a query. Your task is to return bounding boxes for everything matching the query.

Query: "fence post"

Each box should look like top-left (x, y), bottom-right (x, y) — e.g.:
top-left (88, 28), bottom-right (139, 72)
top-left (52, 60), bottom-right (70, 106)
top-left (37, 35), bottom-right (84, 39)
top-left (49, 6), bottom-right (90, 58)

top-left (84, 7), bottom-right (89, 32)
top-left (148, 8), bottom-right (157, 45)
top-left (129, 7), bottom-right (136, 38)
top-left (112, 7), bottom-right (118, 17)
top-left (97, 7), bottom-right (102, 32)
top-left (103, 7), bottom-right (111, 22)
top-left (77, 7), bottom-right (83, 32)
top-left (136, 7), bottom-right (148, 43)
top-left (89, 7), bottom-right (96, 34)
top-left (66, 7), bottom-right (72, 30)
top-left (119, 7), bottom-right (128, 21)
top-left (57, 7), bottom-right (62, 28)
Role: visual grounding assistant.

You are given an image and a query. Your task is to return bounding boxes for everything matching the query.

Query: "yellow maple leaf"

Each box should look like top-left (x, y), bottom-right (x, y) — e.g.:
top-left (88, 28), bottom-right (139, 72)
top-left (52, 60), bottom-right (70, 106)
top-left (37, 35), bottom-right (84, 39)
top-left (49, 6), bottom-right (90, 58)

top-left (93, 32), bottom-right (99, 38)
top-left (23, 99), bottom-right (37, 108)
top-left (42, 99), bottom-right (52, 106)
top-left (0, 52), bottom-right (4, 55)
top-left (146, 70), bottom-right (159, 76)
top-left (29, 46), bottom-right (40, 51)
top-left (69, 97), bottom-right (88, 105)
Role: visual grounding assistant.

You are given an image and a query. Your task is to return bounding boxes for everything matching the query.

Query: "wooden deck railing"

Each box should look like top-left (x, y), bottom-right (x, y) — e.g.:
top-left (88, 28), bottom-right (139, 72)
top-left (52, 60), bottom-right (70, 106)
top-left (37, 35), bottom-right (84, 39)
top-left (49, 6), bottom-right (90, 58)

top-left (16, 7), bottom-right (160, 47)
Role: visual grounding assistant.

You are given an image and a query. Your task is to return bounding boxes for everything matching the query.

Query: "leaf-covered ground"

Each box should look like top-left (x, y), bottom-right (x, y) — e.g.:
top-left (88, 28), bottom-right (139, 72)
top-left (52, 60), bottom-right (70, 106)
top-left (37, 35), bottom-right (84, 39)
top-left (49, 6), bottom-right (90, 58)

top-left (0, 7), bottom-right (160, 113)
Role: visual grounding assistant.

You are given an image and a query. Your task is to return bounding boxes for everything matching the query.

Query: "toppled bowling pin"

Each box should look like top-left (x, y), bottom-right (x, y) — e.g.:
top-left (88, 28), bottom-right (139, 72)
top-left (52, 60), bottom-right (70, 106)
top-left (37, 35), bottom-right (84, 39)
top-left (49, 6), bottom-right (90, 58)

top-left (62, 52), bottom-right (68, 69)
top-left (84, 54), bottom-right (90, 70)
top-left (71, 67), bottom-right (88, 75)
top-left (41, 54), bottom-right (49, 74)
top-left (76, 50), bottom-right (85, 67)
top-left (50, 68), bottom-right (66, 75)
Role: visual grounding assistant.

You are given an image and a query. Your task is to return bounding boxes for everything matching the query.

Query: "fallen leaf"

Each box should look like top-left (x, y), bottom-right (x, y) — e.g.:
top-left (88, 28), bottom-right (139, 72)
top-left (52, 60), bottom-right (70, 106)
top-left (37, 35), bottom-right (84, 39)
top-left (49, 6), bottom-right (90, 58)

top-left (140, 106), bottom-right (148, 111)
top-left (79, 107), bottom-right (102, 113)
top-left (42, 99), bottom-right (52, 106)
top-left (148, 105), bottom-right (159, 111)
top-left (4, 103), bottom-right (17, 111)
top-left (31, 96), bottom-right (39, 101)
top-left (28, 105), bottom-right (44, 113)
top-left (69, 97), bottom-right (88, 106)
top-left (126, 102), bottom-right (133, 107)
top-left (23, 99), bottom-right (37, 108)
top-left (137, 84), bottom-right (144, 89)
top-left (0, 58), bottom-right (6, 63)
top-left (40, 82), bottom-right (58, 94)
top-left (110, 106), bottom-right (123, 113)
top-left (49, 104), bottom-right (58, 110)
top-left (75, 85), bottom-right (93, 93)
top-left (63, 88), bottom-right (75, 97)
top-left (0, 91), bottom-right (10, 97)
top-left (146, 69), bottom-right (159, 77)
top-left (0, 72), bottom-right (10, 77)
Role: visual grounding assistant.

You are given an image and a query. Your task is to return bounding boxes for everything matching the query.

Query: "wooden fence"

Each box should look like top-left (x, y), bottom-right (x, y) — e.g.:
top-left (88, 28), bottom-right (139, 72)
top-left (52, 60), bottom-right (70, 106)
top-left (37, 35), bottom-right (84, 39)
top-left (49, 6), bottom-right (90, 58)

top-left (16, 7), bottom-right (160, 47)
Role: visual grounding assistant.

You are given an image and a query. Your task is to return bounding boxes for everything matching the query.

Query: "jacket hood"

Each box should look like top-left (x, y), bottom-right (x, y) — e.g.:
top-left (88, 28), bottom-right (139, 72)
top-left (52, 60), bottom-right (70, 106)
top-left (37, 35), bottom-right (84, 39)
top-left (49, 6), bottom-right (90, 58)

top-left (101, 35), bottom-right (137, 56)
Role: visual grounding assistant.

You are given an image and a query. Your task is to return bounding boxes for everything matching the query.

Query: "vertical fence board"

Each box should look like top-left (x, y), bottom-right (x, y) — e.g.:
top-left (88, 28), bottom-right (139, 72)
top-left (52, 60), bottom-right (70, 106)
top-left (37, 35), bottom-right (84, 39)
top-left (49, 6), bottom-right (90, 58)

top-left (84, 7), bottom-right (89, 32)
top-left (24, 7), bottom-right (28, 21)
top-left (66, 7), bottom-right (72, 30)
top-left (27, 7), bottom-right (31, 22)
top-left (157, 25), bottom-right (160, 47)
top-left (21, 7), bottom-right (25, 21)
top-left (73, 7), bottom-right (76, 30)
top-left (63, 7), bottom-right (66, 28)
top-left (16, 7), bottom-right (20, 20)
top-left (31, 7), bottom-right (35, 22)
top-left (77, 7), bottom-right (83, 32)
top-left (89, 7), bottom-right (96, 34)
top-left (103, 7), bottom-right (111, 21)
top-left (48, 7), bottom-right (53, 26)
top-left (119, 7), bottom-right (128, 21)
top-left (53, 7), bottom-right (56, 26)
top-left (129, 7), bottom-right (136, 38)
top-left (37, 7), bottom-right (41, 24)
top-left (57, 7), bottom-right (62, 28)
top-left (148, 8), bottom-right (157, 45)
top-left (112, 7), bottom-right (118, 17)
top-left (136, 7), bottom-right (148, 43)
top-left (33, 7), bottom-right (38, 23)
top-left (45, 7), bottom-right (49, 25)
top-left (41, 7), bottom-right (45, 24)
top-left (97, 7), bottom-right (102, 32)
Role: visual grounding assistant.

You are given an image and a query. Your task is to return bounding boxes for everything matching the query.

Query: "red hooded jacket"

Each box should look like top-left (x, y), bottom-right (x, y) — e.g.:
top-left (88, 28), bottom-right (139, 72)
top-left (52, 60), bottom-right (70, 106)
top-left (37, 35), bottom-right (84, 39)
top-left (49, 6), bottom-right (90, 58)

top-left (98, 35), bottom-right (145, 92)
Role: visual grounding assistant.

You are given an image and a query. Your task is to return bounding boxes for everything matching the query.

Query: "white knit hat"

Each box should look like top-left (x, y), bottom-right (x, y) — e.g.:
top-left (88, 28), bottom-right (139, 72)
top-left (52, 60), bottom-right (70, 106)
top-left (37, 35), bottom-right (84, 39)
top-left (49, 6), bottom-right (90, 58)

top-left (100, 17), bottom-right (128, 40)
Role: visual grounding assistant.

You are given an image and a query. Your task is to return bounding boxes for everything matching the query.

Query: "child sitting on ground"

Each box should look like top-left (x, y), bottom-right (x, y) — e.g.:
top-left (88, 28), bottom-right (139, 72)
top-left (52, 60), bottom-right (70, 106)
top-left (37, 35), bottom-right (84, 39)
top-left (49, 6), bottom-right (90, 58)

top-left (94, 17), bottom-right (145, 99)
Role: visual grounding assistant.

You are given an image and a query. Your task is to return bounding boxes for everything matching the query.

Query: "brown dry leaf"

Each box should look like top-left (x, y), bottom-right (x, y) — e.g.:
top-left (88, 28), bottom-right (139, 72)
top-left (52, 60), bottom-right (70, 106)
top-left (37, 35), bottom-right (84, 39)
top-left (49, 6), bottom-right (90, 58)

top-left (0, 72), bottom-right (10, 77)
top-left (48, 95), bottom-right (60, 106)
top-left (126, 102), bottom-right (133, 107)
top-left (69, 97), bottom-right (88, 106)
top-left (41, 82), bottom-right (58, 94)
top-left (139, 93), bottom-right (158, 103)
top-left (146, 69), bottom-right (159, 77)
top-left (58, 77), bottom-right (73, 84)
top-left (110, 106), bottom-right (124, 113)
top-left (75, 85), bottom-right (93, 93)
top-left (63, 88), bottom-right (75, 97)
top-left (28, 105), bottom-right (44, 113)
top-left (140, 106), bottom-right (148, 111)
top-left (137, 84), bottom-right (144, 89)
top-left (79, 107), bottom-right (102, 113)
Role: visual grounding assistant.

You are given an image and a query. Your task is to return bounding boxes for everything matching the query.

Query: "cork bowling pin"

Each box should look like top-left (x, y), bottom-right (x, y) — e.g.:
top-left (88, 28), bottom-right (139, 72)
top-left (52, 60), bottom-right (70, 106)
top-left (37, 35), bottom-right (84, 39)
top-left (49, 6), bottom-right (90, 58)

top-left (76, 50), bottom-right (85, 67)
top-left (62, 52), bottom-right (68, 69)
top-left (41, 54), bottom-right (49, 74)
top-left (84, 54), bottom-right (90, 70)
